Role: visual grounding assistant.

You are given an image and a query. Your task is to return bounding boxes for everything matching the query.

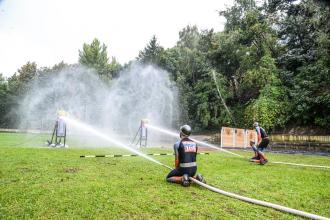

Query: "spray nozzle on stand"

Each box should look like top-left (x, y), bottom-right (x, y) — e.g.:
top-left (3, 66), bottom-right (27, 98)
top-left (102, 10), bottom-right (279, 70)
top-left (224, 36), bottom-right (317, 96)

top-left (130, 119), bottom-right (149, 148)
top-left (141, 118), bottom-right (149, 127)
top-left (57, 109), bottom-right (69, 117)
top-left (46, 109), bottom-right (69, 148)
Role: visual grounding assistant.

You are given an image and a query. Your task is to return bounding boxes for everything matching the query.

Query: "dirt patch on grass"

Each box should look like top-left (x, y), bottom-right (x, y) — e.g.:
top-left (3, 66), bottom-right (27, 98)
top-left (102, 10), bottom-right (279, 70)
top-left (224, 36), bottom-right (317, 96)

top-left (225, 207), bottom-right (236, 215)
top-left (19, 167), bottom-right (33, 173)
top-left (64, 167), bottom-right (80, 173)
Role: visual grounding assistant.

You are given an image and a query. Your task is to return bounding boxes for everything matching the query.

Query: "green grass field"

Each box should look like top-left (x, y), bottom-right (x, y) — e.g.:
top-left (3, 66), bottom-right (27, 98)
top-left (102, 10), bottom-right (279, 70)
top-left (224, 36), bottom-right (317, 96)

top-left (1, 132), bottom-right (330, 219)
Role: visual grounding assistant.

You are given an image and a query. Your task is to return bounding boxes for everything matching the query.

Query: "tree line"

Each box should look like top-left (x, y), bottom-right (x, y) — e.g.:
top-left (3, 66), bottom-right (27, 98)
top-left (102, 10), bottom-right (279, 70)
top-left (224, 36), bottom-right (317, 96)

top-left (0, 0), bottom-right (329, 132)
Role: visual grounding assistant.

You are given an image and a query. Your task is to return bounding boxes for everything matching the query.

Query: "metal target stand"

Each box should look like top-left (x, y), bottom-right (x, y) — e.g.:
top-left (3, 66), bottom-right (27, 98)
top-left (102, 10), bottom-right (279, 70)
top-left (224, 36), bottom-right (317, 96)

top-left (47, 117), bottom-right (68, 148)
top-left (130, 119), bottom-right (148, 148)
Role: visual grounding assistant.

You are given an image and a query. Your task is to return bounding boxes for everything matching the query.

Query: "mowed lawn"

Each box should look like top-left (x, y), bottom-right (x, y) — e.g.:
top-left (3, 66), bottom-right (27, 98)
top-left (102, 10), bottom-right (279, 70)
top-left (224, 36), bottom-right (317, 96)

top-left (0, 132), bottom-right (330, 219)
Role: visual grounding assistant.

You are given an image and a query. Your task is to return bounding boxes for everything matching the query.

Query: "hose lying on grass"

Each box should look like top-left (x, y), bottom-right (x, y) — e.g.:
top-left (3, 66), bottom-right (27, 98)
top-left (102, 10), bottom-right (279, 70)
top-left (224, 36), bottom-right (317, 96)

top-left (223, 149), bottom-right (330, 169)
top-left (80, 149), bottom-right (328, 219)
top-left (189, 177), bottom-right (329, 220)
top-left (271, 161), bottom-right (330, 169)
top-left (160, 160), bottom-right (329, 220)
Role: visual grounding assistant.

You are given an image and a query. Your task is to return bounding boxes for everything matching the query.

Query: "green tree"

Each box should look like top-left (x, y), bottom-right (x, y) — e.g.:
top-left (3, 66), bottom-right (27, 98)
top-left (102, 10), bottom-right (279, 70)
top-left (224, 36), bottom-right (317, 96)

top-left (209, 31), bottom-right (243, 100)
top-left (0, 74), bottom-right (9, 127)
top-left (160, 26), bottom-right (233, 129)
top-left (276, 0), bottom-right (330, 128)
top-left (219, 0), bottom-right (256, 32)
top-left (6, 62), bottom-right (38, 128)
top-left (137, 35), bottom-right (164, 65)
top-left (209, 0), bottom-right (292, 130)
top-left (8, 62), bottom-right (37, 96)
top-left (177, 25), bottom-right (200, 49)
top-left (79, 38), bottom-right (121, 80)
top-left (243, 56), bottom-right (289, 129)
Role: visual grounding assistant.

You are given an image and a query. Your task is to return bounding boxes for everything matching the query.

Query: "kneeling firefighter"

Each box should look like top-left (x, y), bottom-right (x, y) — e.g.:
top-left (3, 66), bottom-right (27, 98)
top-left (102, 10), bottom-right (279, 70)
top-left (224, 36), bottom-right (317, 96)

top-left (166, 125), bottom-right (205, 186)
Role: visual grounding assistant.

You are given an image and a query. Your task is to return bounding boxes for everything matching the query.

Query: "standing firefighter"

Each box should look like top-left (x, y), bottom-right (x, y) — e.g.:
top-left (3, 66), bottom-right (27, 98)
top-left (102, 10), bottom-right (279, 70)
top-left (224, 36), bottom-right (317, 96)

top-left (251, 122), bottom-right (269, 165)
top-left (166, 125), bottom-right (205, 186)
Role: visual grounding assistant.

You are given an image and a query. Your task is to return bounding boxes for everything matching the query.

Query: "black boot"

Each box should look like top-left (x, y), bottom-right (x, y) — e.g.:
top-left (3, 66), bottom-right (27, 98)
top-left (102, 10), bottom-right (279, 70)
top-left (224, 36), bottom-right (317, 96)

top-left (181, 174), bottom-right (190, 187)
top-left (196, 174), bottom-right (206, 183)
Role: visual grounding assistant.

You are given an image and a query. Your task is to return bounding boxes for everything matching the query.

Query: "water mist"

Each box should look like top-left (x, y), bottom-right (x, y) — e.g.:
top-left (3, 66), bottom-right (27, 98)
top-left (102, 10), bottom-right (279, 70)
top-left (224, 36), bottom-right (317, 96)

top-left (18, 63), bottom-right (180, 147)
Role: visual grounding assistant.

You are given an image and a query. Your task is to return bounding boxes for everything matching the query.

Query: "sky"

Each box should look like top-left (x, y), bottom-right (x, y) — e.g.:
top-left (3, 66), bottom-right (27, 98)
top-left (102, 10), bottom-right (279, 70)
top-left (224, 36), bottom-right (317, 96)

top-left (0, 0), bottom-right (233, 77)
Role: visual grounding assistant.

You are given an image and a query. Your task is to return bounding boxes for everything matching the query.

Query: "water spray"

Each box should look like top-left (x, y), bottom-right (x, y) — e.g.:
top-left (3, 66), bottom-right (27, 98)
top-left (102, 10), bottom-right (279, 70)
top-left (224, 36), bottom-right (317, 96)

top-left (146, 124), bottom-right (243, 157)
top-left (147, 124), bottom-right (328, 169)
top-left (61, 116), bottom-right (171, 169)
top-left (66, 117), bottom-right (327, 219)
top-left (18, 64), bottom-right (179, 144)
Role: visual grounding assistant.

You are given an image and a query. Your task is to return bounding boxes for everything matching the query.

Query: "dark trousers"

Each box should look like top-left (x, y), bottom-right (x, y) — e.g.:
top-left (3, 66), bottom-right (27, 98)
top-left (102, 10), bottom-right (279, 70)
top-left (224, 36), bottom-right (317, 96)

top-left (166, 166), bottom-right (197, 178)
top-left (258, 138), bottom-right (269, 152)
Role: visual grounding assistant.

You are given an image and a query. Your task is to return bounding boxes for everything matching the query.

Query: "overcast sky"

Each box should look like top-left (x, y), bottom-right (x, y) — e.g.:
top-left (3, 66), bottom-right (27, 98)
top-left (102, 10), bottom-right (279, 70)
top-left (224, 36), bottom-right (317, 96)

top-left (0, 0), bottom-right (233, 77)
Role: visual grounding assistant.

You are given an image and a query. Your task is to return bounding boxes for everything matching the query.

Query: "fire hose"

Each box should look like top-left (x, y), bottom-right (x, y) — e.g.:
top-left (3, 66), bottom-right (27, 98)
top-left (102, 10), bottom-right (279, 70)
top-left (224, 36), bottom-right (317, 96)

top-left (189, 177), bottom-right (329, 220)
top-left (163, 166), bottom-right (329, 220)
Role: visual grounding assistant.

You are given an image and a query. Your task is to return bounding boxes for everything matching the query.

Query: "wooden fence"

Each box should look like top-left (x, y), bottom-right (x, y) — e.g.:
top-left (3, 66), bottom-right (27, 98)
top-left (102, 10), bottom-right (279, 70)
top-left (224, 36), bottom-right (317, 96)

top-left (220, 127), bottom-right (330, 150)
top-left (220, 127), bottom-right (257, 148)
top-left (270, 135), bottom-right (330, 143)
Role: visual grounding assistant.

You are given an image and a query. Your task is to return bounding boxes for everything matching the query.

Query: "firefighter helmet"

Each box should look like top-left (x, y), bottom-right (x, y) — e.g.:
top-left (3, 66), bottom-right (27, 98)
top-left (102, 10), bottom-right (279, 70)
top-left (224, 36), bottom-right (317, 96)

top-left (180, 125), bottom-right (191, 136)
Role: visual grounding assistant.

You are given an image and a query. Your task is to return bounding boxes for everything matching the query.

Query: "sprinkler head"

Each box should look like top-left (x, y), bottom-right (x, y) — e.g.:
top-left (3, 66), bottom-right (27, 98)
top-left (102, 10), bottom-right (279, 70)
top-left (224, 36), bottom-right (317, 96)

top-left (57, 109), bottom-right (68, 117)
top-left (141, 119), bottom-right (149, 124)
